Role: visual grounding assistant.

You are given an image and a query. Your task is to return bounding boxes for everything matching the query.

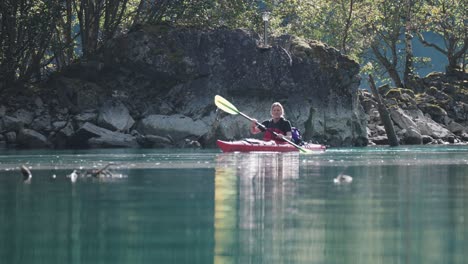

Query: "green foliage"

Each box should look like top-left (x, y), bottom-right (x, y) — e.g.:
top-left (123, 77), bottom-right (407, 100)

top-left (0, 0), bottom-right (62, 87)
top-left (133, 0), bottom-right (258, 29)
top-left (270, 0), bottom-right (375, 61)
top-left (416, 0), bottom-right (467, 71)
top-left (1, 0), bottom-right (466, 92)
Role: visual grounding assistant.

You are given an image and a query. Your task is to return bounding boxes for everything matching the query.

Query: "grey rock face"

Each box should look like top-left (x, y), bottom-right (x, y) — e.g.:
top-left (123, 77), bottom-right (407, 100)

top-left (13, 109), bottom-right (34, 125)
top-left (361, 69), bottom-right (467, 145)
top-left (5, 131), bottom-right (16, 144)
top-left (401, 127), bottom-right (423, 145)
top-left (51, 121), bottom-right (75, 149)
top-left (97, 100), bottom-right (135, 132)
top-left (3, 116), bottom-right (24, 132)
top-left (55, 77), bottom-right (104, 113)
top-left (0, 105), bottom-right (6, 117)
top-left (17, 129), bottom-right (49, 148)
top-left (72, 122), bottom-right (138, 148)
top-left (3, 26), bottom-right (371, 148)
top-left (137, 114), bottom-right (209, 141)
top-left (100, 26), bottom-right (366, 147)
top-left (31, 114), bottom-right (52, 132)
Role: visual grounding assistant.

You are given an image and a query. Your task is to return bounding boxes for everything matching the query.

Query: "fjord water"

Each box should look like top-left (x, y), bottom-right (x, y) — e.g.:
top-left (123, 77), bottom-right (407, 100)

top-left (0, 146), bottom-right (467, 263)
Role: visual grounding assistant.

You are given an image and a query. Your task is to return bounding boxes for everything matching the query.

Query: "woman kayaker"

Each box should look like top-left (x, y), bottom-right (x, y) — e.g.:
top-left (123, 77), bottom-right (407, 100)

top-left (250, 102), bottom-right (292, 143)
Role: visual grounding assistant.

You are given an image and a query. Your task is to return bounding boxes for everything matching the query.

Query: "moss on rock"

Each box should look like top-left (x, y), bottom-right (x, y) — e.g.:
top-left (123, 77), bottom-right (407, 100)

top-left (385, 88), bottom-right (415, 99)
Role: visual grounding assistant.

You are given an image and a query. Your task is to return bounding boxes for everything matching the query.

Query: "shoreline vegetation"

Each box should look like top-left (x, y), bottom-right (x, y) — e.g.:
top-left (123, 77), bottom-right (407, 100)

top-left (0, 1), bottom-right (466, 149)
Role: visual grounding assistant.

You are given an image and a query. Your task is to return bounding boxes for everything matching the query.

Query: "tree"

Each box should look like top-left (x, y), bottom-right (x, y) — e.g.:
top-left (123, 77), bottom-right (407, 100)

top-left (367, 0), bottom-right (406, 88)
top-left (1, 0), bottom-right (464, 92)
top-left (71, 0), bottom-right (133, 58)
top-left (131, 0), bottom-right (257, 29)
top-left (403, 0), bottom-right (415, 86)
top-left (416, 0), bottom-right (468, 74)
top-left (0, 0), bottom-right (62, 90)
top-left (269, 0), bottom-right (375, 62)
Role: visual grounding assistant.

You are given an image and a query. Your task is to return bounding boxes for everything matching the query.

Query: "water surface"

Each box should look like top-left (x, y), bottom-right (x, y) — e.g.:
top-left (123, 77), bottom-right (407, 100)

top-left (0, 146), bottom-right (467, 263)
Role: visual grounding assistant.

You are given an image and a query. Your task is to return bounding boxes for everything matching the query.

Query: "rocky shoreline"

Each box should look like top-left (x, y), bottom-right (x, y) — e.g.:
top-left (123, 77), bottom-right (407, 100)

top-left (0, 26), bottom-right (466, 150)
top-left (362, 71), bottom-right (468, 146)
top-left (1, 69), bottom-right (466, 150)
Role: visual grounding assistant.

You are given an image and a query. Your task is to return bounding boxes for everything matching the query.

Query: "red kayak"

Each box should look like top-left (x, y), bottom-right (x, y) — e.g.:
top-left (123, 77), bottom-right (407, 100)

top-left (217, 139), bottom-right (326, 153)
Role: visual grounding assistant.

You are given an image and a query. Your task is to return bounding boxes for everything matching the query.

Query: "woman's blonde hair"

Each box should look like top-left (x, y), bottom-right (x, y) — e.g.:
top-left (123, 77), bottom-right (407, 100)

top-left (271, 102), bottom-right (285, 117)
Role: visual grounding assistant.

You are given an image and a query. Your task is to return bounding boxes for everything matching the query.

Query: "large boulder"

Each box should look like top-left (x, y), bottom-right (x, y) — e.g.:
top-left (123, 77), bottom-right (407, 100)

top-left (390, 108), bottom-right (418, 131)
top-left (13, 109), bottom-right (34, 125)
top-left (2, 26), bottom-right (373, 148)
top-left (414, 117), bottom-right (453, 139)
top-left (137, 114), bottom-right (209, 142)
top-left (96, 25), bottom-right (367, 147)
top-left (2, 115), bottom-right (24, 132)
top-left (97, 100), bottom-right (135, 132)
top-left (71, 122), bottom-right (138, 148)
top-left (17, 128), bottom-right (49, 148)
top-left (401, 127), bottom-right (422, 145)
top-left (31, 114), bottom-right (52, 132)
top-left (50, 121), bottom-right (75, 149)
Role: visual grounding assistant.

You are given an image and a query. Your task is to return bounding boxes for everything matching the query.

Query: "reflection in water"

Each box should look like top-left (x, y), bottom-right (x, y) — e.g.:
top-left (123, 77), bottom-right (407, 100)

top-left (1, 147), bottom-right (467, 263)
top-left (214, 151), bottom-right (468, 264)
top-left (214, 153), bottom-right (300, 263)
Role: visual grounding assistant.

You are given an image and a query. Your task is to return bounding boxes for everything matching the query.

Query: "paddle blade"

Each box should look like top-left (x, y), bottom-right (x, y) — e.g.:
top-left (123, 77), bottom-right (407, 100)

top-left (214, 95), bottom-right (240, 115)
top-left (298, 147), bottom-right (313, 154)
top-left (282, 136), bottom-right (313, 154)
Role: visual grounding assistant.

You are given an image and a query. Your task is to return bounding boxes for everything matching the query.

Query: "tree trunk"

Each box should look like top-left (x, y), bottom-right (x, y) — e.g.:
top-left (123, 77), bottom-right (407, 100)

top-left (74, 0), bottom-right (86, 57)
top-left (341, 0), bottom-right (354, 54)
top-left (403, 0), bottom-right (414, 87)
top-left (1, 2), bottom-right (18, 88)
top-left (104, 0), bottom-right (128, 42)
top-left (368, 74), bottom-right (399, 147)
top-left (66, 0), bottom-right (73, 64)
top-left (371, 45), bottom-right (404, 88)
top-left (133, 0), bottom-right (146, 25)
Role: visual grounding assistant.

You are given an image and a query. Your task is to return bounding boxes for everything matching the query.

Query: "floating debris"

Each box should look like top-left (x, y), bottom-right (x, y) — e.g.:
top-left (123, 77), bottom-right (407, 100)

top-left (334, 167), bottom-right (353, 184)
top-left (20, 165), bottom-right (32, 184)
top-left (85, 162), bottom-right (115, 178)
top-left (67, 170), bottom-right (78, 183)
top-left (333, 174), bottom-right (353, 184)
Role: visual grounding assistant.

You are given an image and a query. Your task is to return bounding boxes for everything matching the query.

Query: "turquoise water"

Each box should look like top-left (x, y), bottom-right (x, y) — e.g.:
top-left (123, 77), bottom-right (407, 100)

top-left (0, 146), bottom-right (467, 263)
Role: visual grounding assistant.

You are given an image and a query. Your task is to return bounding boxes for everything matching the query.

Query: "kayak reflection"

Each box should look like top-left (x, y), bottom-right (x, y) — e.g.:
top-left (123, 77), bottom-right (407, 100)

top-left (214, 152), bottom-right (300, 263)
top-left (216, 152), bottom-right (300, 180)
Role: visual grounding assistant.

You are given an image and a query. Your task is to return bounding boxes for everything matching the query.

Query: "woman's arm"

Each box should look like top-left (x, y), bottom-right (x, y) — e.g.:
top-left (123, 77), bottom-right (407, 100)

top-left (283, 120), bottom-right (293, 141)
top-left (250, 120), bottom-right (261, 134)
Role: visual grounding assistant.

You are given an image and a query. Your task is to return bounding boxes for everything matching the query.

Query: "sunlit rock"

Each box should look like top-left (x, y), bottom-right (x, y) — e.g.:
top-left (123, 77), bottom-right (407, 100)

top-left (97, 100), bottom-right (135, 132)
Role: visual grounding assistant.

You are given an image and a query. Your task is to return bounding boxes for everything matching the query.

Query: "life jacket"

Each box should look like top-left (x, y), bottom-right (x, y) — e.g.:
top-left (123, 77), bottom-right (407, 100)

top-left (264, 128), bottom-right (285, 143)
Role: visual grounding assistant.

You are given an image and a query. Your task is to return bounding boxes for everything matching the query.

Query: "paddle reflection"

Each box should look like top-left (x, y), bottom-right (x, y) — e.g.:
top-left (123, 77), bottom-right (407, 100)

top-left (214, 152), bottom-right (299, 263)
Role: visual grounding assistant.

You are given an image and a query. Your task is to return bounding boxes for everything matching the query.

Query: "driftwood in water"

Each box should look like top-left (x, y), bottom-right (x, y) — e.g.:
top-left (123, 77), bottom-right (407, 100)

top-left (368, 75), bottom-right (399, 146)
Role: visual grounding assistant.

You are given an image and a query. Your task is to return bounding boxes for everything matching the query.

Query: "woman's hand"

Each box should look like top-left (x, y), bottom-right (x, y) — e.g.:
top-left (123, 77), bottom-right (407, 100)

top-left (250, 119), bottom-right (259, 134)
